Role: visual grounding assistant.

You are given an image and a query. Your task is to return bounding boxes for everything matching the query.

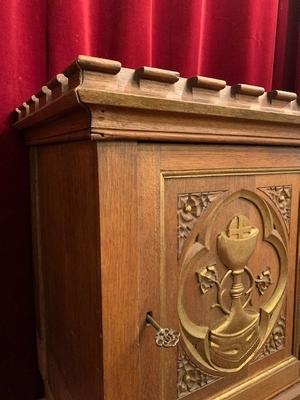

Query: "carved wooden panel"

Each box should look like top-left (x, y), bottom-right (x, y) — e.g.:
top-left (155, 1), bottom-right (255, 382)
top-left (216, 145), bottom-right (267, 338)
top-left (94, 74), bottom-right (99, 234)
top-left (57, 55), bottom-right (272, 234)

top-left (161, 170), bottom-right (300, 400)
top-left (178, 190), bottom-right (287, 374)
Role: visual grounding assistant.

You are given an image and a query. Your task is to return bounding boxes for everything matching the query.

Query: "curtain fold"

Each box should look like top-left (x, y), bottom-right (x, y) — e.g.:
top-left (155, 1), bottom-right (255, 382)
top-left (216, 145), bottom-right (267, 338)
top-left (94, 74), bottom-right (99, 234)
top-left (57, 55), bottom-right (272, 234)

top-left (272, 0), bottom-right (300, 92)
top-left (1, 1), bottom-right (300, 398)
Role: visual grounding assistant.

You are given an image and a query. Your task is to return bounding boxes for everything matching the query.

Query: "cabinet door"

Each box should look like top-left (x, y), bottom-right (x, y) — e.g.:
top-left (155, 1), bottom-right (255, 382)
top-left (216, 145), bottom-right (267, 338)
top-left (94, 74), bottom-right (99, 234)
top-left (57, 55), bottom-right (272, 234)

top-left (139, 144), bottom-right (300, 400)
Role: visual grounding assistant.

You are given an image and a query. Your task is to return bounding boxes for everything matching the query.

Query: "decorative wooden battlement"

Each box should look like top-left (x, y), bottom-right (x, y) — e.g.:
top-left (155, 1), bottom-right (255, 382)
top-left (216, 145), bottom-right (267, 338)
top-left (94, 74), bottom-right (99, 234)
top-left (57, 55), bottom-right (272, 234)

top-left (13, 55), bottom-right (300, 145)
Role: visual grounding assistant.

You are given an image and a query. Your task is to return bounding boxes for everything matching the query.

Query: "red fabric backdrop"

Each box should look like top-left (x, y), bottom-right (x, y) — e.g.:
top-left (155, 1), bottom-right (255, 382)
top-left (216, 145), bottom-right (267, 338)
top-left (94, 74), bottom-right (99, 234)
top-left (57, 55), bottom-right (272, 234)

top-left (1, 1), bottom-right (300, 398)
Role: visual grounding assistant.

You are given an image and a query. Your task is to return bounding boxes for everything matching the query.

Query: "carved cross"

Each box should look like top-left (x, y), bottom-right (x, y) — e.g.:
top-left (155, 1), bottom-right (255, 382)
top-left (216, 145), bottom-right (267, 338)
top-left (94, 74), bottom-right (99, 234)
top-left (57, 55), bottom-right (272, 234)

top-left (228, 215), bottom-right (252, 239)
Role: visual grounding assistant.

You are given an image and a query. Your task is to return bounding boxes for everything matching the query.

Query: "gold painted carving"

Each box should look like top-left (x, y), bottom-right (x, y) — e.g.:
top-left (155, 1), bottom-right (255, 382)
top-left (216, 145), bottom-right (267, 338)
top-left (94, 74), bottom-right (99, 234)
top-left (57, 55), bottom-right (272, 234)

top-left (177, 348), bottom-right (220, 398)
top-left (209, 215), bottom-right (260, 370)
top-left (178, 190), bottom-right (287, 374)
top-left (196, 244), bottom-right (273, 317)
top-left (255, 267), bottom-right (272, 295)
top-left (259, 185), bottom-right (292, 231)
top-left (256, 314), bottom-right (286, 360)
top-left (197, 263), bottom-right (272, 304)
top-left (196, 264), bottom-right (219, 295)
top-left (177, 191), bottom-right (226, 255)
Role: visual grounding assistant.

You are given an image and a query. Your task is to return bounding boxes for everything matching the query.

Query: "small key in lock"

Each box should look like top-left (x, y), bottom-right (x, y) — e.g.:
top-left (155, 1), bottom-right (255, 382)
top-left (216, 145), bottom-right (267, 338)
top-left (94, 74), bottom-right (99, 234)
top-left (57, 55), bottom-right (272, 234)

top-left (146, 313), bottom-right (180, 348)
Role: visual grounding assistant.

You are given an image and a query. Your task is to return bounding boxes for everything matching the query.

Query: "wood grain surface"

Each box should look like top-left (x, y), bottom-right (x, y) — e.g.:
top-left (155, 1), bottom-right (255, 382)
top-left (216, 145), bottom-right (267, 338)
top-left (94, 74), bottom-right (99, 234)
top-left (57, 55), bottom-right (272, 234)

top-left (15, 56), bottom-right (300, 400)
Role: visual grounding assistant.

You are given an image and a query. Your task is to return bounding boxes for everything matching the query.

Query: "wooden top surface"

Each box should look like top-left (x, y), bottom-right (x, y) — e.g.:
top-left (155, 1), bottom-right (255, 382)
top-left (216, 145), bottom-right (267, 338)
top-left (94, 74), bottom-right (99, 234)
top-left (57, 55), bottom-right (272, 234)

top-left (13, 55), bottom-right (300, 146)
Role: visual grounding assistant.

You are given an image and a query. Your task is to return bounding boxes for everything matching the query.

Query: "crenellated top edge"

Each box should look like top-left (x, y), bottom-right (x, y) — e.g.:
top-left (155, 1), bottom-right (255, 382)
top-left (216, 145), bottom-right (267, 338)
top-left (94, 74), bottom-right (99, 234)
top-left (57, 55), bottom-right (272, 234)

top-left (63, 55), bottom-right (122, 77)
top-left (135, 66), bottom-right (180, 83)
top-left (187, 76), bottom-right (226, 91)
top-left (14, 55), bottom-right (300, 127)
top-left (231, 84), bottom-right (265, 97)
top-left (267, 90), bottom-right (298, 102)
top-left (47, 74), bottom-right (67, 90)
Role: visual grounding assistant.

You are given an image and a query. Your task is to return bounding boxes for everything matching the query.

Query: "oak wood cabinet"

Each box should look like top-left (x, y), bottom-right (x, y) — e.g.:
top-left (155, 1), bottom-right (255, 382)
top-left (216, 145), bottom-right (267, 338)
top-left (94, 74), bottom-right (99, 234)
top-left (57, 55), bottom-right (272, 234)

top-left (14, 56), bottom-right (300, 400)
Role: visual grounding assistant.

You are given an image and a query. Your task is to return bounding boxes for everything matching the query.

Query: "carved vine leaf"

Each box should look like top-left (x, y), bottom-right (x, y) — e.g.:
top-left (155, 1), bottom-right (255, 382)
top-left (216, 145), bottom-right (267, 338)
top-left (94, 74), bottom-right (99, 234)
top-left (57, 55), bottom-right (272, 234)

top-left (256, 315), bottom-right (286, 360)
top-left (177, 349), bottom-right (220, 398)
top-left (177, 191), bottom-right (226, 256)
top-left (258, 185), bottom-right (292, 232)
top-left (255, 267), bottom-right (272, 295)
top-left (196, 264), bottom-right (219, 294)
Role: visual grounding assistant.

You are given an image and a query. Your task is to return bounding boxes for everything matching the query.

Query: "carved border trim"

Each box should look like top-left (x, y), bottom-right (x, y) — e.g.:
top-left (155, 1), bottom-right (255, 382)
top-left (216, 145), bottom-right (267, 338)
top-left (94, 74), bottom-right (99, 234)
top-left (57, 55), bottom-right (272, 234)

top-left (255, 312), bottom-right (286, 361)
top-left (163, 168), bottom-right (300, 179)
top-left (177, 190), bottom-right (226, 256)
top-left (177, 348), bottom-right (221, 398)
top-left (258, 185), bottom-right (292, 232)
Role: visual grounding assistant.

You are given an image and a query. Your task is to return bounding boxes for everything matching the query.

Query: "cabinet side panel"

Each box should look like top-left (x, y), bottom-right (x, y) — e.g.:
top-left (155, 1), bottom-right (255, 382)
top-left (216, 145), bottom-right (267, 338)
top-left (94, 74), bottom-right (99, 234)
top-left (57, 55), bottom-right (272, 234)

top-left (97, 142), bottom-right (140, 400)
top-left (30, 147), bottom-right (48, 381)
top-left (36, 142), bottom-right (102, 400)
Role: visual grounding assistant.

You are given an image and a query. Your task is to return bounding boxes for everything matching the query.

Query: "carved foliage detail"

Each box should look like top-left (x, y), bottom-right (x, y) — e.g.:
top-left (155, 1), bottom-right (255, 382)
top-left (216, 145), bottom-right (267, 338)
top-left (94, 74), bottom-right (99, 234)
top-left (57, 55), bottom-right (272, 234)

top-left (196, 264), bottom-right (219, 294)
top-left (177, 191), bottom-right (225, 255)
top-left (196, 263), bottom-right (273, 317)
top-left (259, 185), bottom-right (292, 231)
top-left (177, 349), bottom-right (220, 398)
top-left (256, 315), bottom-right (286, 360)
top-left (255, 267), bottom-right (272, 295)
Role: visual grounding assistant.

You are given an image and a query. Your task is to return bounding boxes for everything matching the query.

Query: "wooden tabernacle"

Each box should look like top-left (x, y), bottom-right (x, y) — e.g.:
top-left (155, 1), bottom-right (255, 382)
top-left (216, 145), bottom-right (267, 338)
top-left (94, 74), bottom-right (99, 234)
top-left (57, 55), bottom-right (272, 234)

top-left (14, 55), bottom-right (300, 400)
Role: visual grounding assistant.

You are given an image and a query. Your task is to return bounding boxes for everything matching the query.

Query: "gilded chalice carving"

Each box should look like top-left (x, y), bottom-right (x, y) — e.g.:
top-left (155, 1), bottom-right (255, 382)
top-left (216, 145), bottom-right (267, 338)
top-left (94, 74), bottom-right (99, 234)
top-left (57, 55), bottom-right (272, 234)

top-left (178, 190), bottom-right (287, 374)
top-left (209, 215), bottom-right (260, 369)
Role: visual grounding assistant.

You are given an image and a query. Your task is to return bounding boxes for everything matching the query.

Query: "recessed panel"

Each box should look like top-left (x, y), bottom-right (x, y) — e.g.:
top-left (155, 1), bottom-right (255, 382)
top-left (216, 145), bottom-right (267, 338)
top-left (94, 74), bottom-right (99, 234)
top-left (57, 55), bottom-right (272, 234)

top-left (162, 171), bottom-right (299, 400)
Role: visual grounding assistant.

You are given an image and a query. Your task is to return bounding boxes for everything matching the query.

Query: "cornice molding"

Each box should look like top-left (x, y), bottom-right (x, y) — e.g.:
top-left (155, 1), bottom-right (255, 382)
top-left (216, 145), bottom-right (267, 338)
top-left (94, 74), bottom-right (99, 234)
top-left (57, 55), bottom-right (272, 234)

top-left (13, 55), bottom-right (300, 146)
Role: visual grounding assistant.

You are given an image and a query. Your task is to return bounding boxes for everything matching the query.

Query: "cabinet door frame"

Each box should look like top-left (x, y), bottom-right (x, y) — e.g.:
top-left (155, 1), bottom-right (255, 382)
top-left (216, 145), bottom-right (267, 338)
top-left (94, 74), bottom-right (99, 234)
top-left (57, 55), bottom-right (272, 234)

top-left (138, 143), bottom-right (300, 400)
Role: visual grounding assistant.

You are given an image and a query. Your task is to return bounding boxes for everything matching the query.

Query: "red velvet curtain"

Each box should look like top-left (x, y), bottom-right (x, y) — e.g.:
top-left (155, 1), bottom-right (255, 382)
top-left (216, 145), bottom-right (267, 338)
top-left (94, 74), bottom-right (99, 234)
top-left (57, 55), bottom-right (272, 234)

top-left (1, 1), bottom-right (300, 398)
